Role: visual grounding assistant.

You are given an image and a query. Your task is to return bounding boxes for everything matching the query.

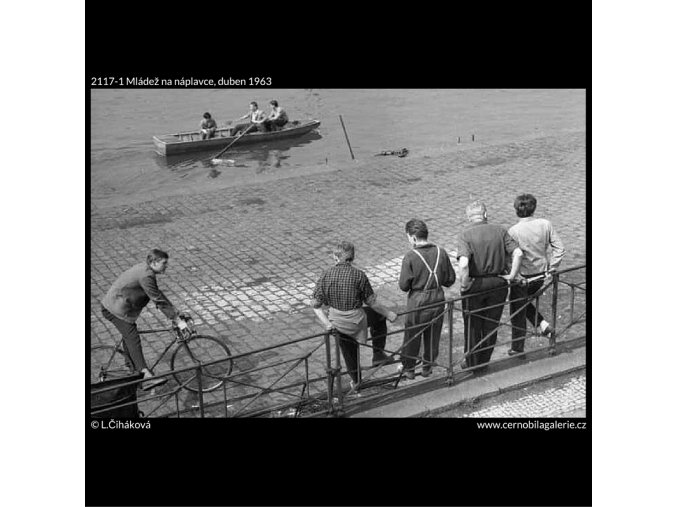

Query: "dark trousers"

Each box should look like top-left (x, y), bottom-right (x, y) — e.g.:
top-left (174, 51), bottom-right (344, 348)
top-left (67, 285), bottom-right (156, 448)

top-left (261, 118), bottom-right (288, 132)
top-left (509, 278), bottom-right (545, 352)
top-left (363, 306), bottom-right (387, 356)
top-left (231, 122), bottom-right (258, 135)
top-left (335, 331), bottom-right (361, 383)
top-left (101, 305), bottom-right (147, 371)
top-left (402, 288), bottom-right (445, 372)
top-left (462, 278), bottom-right (508, 367)
top-left (335, 309), bottom-right (388, 383)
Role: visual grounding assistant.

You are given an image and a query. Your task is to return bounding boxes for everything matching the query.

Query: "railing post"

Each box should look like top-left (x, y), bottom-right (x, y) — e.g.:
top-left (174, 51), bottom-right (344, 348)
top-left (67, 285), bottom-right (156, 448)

top-left (223, 376), bottom-right (229, 418)
top-left (549, 272), bottom-right (559, 355)
top-left (334, 331), bottom-right (345, 413)
top-left (447, 302), bottom-right (454, 385)
top-left (534, 292), bottom-right (541, 335)
top-left (569, 283), bottom-right (575, 325)
top-left (304, 357), bottom-right (310, 400)
top-left (324, 331), bottom-right (335, 415)
top-left (195, 366), bottom-right (205, 418)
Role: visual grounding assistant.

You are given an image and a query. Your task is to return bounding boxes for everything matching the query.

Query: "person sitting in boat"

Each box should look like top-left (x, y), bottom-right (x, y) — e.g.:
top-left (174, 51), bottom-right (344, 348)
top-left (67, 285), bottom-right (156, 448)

top-left (231, 101), bottom-right (266, 136)
top-left (261, 100), bottom-right (289, 132)
top-left (200, 112), bottom-right (217, 140)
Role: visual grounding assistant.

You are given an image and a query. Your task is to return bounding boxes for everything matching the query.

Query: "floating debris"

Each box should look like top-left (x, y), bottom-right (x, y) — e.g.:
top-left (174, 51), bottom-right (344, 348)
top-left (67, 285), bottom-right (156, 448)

top-left (211, 158), bottom-right (236, 166)
top-left (375, 147), bottom-right (409, 158)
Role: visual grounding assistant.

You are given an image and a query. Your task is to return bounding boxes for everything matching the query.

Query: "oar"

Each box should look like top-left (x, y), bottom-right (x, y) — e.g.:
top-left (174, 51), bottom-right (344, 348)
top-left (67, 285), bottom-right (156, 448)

top-left (209, 123), bottom-right (255, 163)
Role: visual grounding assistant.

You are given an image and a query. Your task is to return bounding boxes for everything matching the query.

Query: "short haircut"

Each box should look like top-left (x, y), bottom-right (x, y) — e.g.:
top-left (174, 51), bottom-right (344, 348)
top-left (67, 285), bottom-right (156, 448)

top-left (203, 112), bottom-right (211, 119)
top-left (514, 193), bottom-right (537, 217)
top-left (250, 101), bottom-right (258, 108)
top-left (147, 249), bottom-right (169, 265)
top-left (270, 100), bottom-right (278, 107)
top-left (466, 200), bottom-right (487, 220)
top-left (405, 219), bottom-right (429, 240)
top-left (333, 241), bottom-right (355, 262)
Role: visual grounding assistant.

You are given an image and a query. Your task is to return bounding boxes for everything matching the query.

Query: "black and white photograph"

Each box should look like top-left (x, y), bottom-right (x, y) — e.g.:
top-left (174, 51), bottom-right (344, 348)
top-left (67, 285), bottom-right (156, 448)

top-left (79, 6), bottom-right (595, 507)
top-left (8, 2), bottom-right (675, 506)
top-left (89, 88), bottom-right (586, 421)
top-left (86, 85), bottom-right (590, 506)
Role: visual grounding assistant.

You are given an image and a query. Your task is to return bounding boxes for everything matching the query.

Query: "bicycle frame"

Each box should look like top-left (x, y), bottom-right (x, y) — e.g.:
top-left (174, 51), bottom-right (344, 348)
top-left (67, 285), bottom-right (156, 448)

top-left (104, 319), bottom-right (198, 376)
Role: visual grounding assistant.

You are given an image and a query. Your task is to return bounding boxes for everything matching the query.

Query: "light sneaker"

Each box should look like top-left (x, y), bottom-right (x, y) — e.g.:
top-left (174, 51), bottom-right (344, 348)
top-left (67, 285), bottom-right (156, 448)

top-left (348, 381), bottom-right (362, 397)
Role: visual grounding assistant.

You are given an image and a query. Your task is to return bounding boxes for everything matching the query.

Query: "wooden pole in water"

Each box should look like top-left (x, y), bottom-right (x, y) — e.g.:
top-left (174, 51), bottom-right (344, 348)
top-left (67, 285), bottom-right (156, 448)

top-left (338, 115), bottom-right (355, 160)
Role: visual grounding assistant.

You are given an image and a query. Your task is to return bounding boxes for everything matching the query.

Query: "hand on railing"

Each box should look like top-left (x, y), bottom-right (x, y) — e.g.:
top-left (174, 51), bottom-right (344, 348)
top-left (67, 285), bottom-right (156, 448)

top-left (544, 268), bottom-right (558, 284)
top-left (386, 310), bottom-right (398, 323)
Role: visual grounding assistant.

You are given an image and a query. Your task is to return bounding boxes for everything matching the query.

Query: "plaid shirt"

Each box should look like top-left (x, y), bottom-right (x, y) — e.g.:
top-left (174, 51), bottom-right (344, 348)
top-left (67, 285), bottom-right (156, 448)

top-left (312, 262), bottom-right (375, 311)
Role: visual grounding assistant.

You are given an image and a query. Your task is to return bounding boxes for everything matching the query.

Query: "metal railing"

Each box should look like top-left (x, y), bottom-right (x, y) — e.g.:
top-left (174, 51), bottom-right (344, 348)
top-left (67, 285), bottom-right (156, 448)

top-left (90, 264), bottom-right (586, 418)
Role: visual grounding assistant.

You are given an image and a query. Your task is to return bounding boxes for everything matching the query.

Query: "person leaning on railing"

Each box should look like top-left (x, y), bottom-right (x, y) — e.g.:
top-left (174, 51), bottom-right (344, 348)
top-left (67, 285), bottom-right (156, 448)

top-left (100, 249), bottom-right (190, 390)
top-left (398, 219), bottom-right (456, 380)
top-left (457, 201), bottom-right (523, 372)
top-left (311, 241), bottom-right (398, 389)
top-left (507, 193), bottom-right (566, 355)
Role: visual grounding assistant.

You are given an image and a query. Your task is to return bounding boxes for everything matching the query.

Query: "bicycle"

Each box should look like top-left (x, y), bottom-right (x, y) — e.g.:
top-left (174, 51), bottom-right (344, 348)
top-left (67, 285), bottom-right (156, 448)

top-left (91, 315), bottom-right (234, 393)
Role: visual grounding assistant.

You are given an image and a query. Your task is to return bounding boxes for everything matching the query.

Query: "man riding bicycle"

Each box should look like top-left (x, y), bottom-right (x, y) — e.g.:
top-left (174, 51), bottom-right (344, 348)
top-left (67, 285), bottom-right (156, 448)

top-left (100, 249), bottom-right (188, 390)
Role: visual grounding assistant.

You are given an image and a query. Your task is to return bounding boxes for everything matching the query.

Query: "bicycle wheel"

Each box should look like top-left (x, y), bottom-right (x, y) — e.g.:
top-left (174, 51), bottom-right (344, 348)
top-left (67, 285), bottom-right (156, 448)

top-left (170, 335), bottom-right (233, 393)
top-left (91, 345), bottom-right (130, 384)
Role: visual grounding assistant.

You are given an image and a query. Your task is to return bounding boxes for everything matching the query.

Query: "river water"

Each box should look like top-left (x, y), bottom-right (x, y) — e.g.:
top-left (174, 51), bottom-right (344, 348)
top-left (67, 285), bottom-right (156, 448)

top-left (90, 89), bottom-right (585, 208)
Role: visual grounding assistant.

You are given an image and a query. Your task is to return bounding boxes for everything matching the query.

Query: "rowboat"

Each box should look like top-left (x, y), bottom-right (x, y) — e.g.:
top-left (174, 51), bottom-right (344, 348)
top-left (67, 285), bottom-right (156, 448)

top-left (153, 119), bottom-right (321, 156)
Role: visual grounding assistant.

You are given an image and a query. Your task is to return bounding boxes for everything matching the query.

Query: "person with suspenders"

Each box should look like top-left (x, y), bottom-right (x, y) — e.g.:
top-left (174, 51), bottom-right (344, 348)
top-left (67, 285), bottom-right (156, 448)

top-left (398, 219), bottom-right (456, 379)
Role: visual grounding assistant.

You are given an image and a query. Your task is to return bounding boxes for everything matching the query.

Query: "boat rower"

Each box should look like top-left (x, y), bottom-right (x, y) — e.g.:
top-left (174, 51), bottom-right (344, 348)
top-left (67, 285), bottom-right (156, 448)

top-left (231, 101), bottom-right (266, 136)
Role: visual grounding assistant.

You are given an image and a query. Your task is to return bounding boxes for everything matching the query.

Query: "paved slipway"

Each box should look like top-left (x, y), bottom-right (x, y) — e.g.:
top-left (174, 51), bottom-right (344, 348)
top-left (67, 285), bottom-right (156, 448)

top-left (90, 130), bottom-right (587, 413)
top-left (439, 371), bottom-right (587, 418)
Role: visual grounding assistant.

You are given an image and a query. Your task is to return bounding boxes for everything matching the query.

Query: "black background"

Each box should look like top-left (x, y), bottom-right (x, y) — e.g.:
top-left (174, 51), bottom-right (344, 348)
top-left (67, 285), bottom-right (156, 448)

top-left (86, 3), bottom-right (591, 506)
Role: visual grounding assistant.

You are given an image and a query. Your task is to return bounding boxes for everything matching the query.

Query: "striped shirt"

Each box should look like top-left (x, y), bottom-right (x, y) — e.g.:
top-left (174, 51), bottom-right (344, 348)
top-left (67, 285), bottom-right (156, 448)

top-left (312, 262), bottom-right (375, 311)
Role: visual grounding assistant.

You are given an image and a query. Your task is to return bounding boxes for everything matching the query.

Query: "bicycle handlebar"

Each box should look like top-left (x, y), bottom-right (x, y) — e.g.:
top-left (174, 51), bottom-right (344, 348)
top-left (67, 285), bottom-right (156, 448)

top-left (137, 313), bottom-right (193, 335)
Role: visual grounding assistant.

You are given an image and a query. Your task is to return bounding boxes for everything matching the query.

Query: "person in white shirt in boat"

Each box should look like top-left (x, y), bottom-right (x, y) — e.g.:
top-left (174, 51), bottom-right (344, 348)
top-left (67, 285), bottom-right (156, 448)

top-left (261, 100), bottom-right (289, 132)
top-left (200, 112), bottom-right (217, 139)
top-left (231, 101), bottom-right (266, 136)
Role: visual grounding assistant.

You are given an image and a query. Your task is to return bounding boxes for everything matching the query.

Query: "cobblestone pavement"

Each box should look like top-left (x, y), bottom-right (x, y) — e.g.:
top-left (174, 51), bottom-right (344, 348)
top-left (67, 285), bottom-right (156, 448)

top-left (460, 374), bottom-right (586, 418)
top-left (90, 130), bottom-right (587, 415)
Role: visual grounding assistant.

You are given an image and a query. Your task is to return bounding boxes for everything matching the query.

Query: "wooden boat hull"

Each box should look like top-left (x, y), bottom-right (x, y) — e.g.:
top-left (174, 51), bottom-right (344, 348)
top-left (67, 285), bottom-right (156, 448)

top-left (153, 120), bottom-right (321, 156)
